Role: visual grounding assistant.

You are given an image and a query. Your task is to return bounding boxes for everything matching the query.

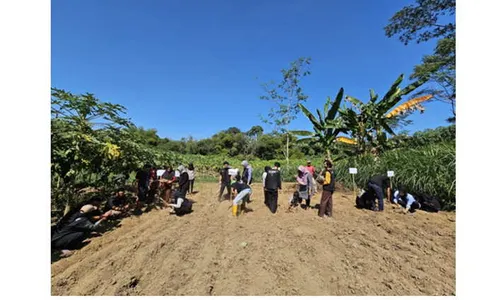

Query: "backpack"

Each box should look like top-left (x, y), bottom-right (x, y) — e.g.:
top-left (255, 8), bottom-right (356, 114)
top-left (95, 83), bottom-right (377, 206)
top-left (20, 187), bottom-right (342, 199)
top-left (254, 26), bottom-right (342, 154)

top-left (413, 192), bottom-right (441, 213)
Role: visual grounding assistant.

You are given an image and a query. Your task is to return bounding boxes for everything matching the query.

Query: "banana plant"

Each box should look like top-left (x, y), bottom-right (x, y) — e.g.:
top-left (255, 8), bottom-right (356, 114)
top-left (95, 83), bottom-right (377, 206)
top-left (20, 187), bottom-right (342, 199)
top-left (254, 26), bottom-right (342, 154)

top-left (290, 88), bottom-right (348, 161)
top-left (340, 74), bottom-right (432, 155)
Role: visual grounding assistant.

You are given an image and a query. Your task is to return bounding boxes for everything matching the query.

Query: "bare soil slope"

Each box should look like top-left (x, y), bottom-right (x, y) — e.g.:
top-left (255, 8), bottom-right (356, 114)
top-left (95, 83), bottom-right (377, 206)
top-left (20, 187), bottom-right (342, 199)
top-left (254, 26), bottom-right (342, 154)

top-left (51, 182), bottom-right (455, 296)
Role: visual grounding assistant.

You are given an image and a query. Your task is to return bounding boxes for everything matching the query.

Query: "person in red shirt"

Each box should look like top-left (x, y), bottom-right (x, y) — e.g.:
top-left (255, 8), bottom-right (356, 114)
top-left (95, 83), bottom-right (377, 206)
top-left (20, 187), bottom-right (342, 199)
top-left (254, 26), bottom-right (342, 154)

top-left (305, 160), bottom-right (317, 194)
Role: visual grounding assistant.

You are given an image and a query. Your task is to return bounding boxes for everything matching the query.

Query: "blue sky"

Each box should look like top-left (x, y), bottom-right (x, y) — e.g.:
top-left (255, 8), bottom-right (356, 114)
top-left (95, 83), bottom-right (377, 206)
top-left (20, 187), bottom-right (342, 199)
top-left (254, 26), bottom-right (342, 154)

top-left (52, 0), bottom-right (453, 140)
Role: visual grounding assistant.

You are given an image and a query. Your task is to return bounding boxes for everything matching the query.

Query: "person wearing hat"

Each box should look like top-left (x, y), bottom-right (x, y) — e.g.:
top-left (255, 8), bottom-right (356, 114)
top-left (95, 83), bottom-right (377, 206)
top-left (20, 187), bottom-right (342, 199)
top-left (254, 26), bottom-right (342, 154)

top-left (218, 161), bottom-right (232, 201)
top-left (305, 160), bottom-right (317, 194)
top-left (52, 203), bottom-right (112, 257)
top-left (241, 160), bottom-right (253, 186)
top-left (296, 166), bottom-right (314, 209)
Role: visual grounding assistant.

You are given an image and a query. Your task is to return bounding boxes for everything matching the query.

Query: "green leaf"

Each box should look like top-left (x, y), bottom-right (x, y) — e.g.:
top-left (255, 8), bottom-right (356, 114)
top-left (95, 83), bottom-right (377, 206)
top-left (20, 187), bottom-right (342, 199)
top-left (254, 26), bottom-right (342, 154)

top-left (326, 88), bottom-right (344, 122)
top-left (298, 103), bottom-right (322, 129)
top-left (369, 89), bottom-right (378, 102)
top-left (289, 130), bottom-right (314, 136)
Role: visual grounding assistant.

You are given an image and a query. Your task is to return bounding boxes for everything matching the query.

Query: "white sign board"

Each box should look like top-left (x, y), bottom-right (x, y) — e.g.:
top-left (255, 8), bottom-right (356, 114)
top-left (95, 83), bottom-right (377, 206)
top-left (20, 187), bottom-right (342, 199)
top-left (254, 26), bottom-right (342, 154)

top-left (349, 168), bottom-right (358, 174)
top-left (157, 169), bottom-right (166, 177)
top-left (228, 168), bottom-right (239, 176)
top-left (174, 170), bottom-right (180, 177)
top-left (387, 171), bottom-right (395, 177)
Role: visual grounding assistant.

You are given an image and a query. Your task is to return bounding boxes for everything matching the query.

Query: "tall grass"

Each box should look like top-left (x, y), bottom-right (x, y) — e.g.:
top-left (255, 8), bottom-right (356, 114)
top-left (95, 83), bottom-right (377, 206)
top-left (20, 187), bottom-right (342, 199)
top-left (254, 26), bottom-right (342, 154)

top-left (334, 143), bottom-right (456, 210)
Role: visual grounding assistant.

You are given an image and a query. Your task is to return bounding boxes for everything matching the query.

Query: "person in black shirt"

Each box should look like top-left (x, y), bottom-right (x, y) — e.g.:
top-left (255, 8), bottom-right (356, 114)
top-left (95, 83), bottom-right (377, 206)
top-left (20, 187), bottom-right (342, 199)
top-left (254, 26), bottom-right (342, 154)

top-left (218, 161), bottom-right (231, 201)
top-left (319, 160), bottom-right (335, 218)
top-left (264, 162), bottom-right (282, 214)
top-left (135, 164), bottom-right (151, 208)
top-left (52, 204), bottom-right (113, 257)
top-left (177, 165), bottom-right (190, 198)
top-left (230, 175), bottom-right (252, 216)
top-left (367, 174), bottom-right (391, 211)
top-left (105, 188), bottom-right (130, 218)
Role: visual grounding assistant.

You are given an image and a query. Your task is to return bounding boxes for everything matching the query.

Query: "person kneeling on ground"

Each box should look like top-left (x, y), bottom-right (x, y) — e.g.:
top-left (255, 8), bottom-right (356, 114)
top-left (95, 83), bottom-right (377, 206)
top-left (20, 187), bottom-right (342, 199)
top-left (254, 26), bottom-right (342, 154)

top-left (105, 188), bottom-right (131, 218)
top-left (367, 174), bottom-right (391, 212)
top-left (167, 190), bottom-right (193, 216)
top-left (231, 175), bottom-right (252, 216)
top-left (392, 186), bottom-right (421, 213)
top-left (52, 203), bottom-right (113, 257)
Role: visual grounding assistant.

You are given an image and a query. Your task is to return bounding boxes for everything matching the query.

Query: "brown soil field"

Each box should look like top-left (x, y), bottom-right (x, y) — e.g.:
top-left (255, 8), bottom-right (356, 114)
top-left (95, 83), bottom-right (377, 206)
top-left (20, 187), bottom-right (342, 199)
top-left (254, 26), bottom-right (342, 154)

top-left (51, 182), bottom-right (456, 296)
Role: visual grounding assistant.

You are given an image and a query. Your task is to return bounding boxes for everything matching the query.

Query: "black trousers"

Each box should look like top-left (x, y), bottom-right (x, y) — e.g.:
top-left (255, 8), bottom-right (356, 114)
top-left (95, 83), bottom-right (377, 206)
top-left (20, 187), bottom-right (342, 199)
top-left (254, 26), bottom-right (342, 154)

top-left (218, 183), bottom-right (231, 199)
top-left (52, 232), bottom-right (86, 250)
top-left (265, 190), bottom-right (278, 214)
top-left (138, 185), bottom-right (148, 202)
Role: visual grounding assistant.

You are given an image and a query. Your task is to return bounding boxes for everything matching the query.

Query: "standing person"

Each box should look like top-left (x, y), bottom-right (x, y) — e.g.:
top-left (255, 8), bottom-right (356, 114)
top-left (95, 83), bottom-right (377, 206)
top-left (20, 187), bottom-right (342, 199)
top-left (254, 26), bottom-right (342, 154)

top-left (187, 163), bottom-right (196, 194)
top-left (367, 174), bottom-right (391, 212)
top-left (218, 161), bottom-right (231, 201)
top-left (262, 166), bottom-right (271, 205)
top-left (135, 164), bottom-right (151, 208)
top-left (160, 166), bottom-right (176, 203)
top-left (230, 175), bottom-right (252, 216)
top-left (305, 160), bottom-right (317, 194)
top-left (297, 166), bottom-right (314, 209)
top-left (241, 160), bottom-right (253, 185)
top-left (177, 165), bottom-right (190, 198)
top-left (318, 160), bottom-right (335, 218)
top-left (264, 162), bottom-right (282, 214)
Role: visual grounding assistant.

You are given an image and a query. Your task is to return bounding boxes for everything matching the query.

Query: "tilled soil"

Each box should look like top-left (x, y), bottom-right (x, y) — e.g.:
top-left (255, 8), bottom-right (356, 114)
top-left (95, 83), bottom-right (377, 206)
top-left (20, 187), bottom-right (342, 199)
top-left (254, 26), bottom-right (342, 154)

top-left (51, 182), bottom-right (455, 296)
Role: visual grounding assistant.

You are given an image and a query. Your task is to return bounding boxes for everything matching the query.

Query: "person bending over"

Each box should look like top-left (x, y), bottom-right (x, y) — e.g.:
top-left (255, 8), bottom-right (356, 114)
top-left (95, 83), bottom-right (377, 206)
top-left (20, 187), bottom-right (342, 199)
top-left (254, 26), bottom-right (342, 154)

top-left (367, 174), bottom-right (391, 212)
top-left (230, 175), bottom-right (252, 216)
top-left (392, 186), bottom-right (420, 213)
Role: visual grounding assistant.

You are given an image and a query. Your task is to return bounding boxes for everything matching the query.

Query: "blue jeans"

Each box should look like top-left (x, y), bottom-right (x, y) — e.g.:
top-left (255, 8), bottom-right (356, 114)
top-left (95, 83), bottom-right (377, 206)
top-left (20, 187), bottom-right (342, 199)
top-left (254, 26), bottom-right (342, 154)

top-left (233, 188), bottom-right (252, 205)
top-left (367, 182), bottom-right (384, 211)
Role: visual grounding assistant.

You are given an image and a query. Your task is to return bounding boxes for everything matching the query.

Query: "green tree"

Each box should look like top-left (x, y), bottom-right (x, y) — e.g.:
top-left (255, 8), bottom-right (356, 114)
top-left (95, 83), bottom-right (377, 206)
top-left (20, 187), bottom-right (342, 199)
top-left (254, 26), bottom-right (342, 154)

top-left (260, 57), bottom-right (311, 168)
top-left (341, 74), bottom-right (432, 155)
top-left (291, 88), bottom-right (346, 161)
top-left (385, 0), bottom-right (456, 121)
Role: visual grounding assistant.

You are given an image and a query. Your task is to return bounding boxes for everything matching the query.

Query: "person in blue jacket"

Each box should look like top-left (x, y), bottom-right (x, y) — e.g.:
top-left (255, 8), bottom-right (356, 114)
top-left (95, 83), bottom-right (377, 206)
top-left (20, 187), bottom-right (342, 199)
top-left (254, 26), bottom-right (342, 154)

top-left (392, 186), bottom-right (421, 213)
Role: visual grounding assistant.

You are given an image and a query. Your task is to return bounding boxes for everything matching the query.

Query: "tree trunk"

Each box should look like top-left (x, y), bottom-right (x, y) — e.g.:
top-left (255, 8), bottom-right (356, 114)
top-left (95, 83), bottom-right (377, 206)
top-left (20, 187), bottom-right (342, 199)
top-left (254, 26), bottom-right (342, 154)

top-left (286, 133), bottom-right (290, 168)
top-left (326, 148), bottom-right (332, 162)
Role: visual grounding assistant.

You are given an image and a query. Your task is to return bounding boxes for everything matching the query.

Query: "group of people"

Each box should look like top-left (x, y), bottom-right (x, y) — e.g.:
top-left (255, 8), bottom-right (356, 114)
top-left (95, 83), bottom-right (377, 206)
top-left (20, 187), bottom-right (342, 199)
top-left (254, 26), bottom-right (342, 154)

top-left (51, 163), bottom-right (197, 258)
top-left (216, 159), bottom-right (337, 218)
top-left (52, 158), bottom-right (437, 258)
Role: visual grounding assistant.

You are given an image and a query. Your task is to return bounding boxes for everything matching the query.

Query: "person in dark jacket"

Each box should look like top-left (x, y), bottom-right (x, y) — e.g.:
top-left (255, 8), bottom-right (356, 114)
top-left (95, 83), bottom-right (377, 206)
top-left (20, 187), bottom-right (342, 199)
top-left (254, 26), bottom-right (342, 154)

top-left (318, 160), bottom-right (335, 218)
top-left (264, 162), bottom-right (282, 214)
top-left (218, 161), bottom-right (231, 201)
top-left (176, 165), bottom-right (190, 198)
top-left (105, 188), bottom-right (130, 218)
top-left (135, 164), bottom-right (151, 208)
top-left (52, 204), bottom-right (112, 257)
top-left (367, 174), bottom-right (391, 212)
top-left (241, 160), bottom-right (253, 185)
top-left (167, 190), bottom-right (193, 216)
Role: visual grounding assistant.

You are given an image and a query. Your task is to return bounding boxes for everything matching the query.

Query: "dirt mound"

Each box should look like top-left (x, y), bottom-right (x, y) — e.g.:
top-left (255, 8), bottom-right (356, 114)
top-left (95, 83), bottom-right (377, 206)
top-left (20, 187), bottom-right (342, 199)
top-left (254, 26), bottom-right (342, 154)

top-left (51, 183), bottom-right (455, 296)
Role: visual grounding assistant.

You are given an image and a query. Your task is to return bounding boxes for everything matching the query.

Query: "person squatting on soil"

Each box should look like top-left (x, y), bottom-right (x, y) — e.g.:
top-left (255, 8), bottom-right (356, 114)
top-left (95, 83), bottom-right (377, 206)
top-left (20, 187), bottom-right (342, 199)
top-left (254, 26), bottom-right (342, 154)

top-left (187, 163), bottom-right (196, 194)
top-left (367, 174), bottom-right (391, 212)
top-left (52, 202), bottom-right (113, 257)
top-left (318, 160), bottom-right (335, 218)
top-left (296, 165), bottom-right (314, 209)
top-left (230, 175), bottom-right (252, 216)
top-left (392, 186), bottom-right (421, 213)
top-left (218, 161), bottom-right (232, 201)
top-left (264, 162), bottom-right (282, 214)
top-left (105, 188), bottom-right (131, 218)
